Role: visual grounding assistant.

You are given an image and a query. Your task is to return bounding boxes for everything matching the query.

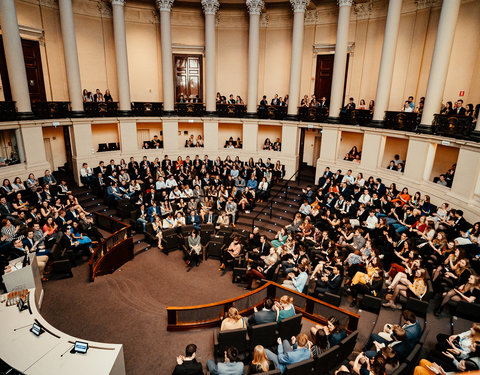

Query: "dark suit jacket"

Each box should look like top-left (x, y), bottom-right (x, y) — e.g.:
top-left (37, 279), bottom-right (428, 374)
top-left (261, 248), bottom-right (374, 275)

top-left (0, 202), bottom-right (15, 217)
top-left (65, 209), bottom-right (79, 223)
top-left (455, 107), bottom-right (466, 116)
top-left (248, 309), bottom-right (276, 326)
top-left (404, 320), bottom-right (422, 345)
top-left (172, 360), bottom-right (203, 375)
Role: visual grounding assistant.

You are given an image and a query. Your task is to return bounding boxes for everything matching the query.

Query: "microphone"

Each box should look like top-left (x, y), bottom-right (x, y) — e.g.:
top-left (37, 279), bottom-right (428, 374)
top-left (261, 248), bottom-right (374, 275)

top-left (14, 324), bottom-right (31, 331)
top-left (60, 345), bottom-right (75, 357)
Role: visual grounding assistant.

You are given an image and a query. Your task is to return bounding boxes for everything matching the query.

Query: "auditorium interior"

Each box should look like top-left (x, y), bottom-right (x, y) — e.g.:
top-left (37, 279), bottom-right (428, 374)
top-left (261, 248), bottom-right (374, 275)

top-left (0, 0), bottom-right (479, 374)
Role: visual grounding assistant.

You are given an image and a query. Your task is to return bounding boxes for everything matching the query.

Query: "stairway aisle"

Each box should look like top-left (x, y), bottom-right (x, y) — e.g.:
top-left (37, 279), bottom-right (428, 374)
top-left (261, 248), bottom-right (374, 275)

top-left (235, 165), bottom-right (316, 238)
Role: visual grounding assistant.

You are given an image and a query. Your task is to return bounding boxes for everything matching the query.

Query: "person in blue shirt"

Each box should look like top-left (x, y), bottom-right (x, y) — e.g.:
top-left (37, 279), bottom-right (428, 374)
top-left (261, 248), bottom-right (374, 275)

top-left (206, 346), bottom-right (244, 375)
top-left (282, 263), bottom-right (308, 293)
top-left (246, 175), bottom-right (258, 190)
top-left (264, 334), bottom-right (311, 373)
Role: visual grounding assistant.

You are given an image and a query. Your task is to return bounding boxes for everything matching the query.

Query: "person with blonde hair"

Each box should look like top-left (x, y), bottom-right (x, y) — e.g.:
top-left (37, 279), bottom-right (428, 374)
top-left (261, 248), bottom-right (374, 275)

top-left (435, 274), bottom-right (480, 316)
top-left (433, 322), bottom-right (480, 363)
top-left (264, 333), bottom-right (311, 373)
top-left (275, 295), bottom-right (295, 322)
top-left (247, 345), bottom-right (274, 374)
top-left (220, 307), bottom-right (246, 331)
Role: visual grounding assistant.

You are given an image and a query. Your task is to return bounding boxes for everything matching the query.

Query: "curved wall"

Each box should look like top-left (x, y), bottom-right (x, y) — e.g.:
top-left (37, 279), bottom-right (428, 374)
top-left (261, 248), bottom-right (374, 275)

top-left (0, 117), bottom-right (479, 222)
top-left (6, 0), bottom-right (480, 108)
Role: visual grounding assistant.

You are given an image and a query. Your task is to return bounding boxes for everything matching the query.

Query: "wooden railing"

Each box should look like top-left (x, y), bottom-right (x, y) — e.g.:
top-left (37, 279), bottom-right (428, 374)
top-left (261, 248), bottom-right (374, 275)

top-left (131, 102), bottom-right (163, 116)
top-left (176, 102), bottom-right (204, 116)
top-left (433, 114), bottom-right (474, 138)
top-left (257, 105), bottom-right (288, 120)
top-left (217, 103), bottom-right (246, 118)
top-left (0, 101), bottom-right (16, 121)
top-left (298, 106), bottom-right (329, 122)
top-left (166, 281), bottom-right (359, 332)
top-left (83, 101), bottom-right (119, 117)
top-left (384, 111), bottom-right (419, 131)
top-left (88, 213), bottom-right (134, 281)
top-left (339, 109), bottom-right (373, 126)
top-left (31, 101), bottom-right (70, 119)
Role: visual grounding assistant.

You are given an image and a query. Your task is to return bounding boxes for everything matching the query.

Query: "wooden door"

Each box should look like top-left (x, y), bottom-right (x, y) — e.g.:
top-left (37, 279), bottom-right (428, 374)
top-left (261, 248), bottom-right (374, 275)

top-left (0, 36), bottom-right (46, 103)
top-left (174, 55), bottom-right (203, 102)
top-left (314, 54), bottom-right (334, 101)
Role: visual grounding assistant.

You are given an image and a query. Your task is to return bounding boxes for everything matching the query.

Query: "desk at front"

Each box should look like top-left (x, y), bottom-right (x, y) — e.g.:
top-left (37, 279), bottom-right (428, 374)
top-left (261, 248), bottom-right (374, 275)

top-left (0, 288), bottom-right (125, 375)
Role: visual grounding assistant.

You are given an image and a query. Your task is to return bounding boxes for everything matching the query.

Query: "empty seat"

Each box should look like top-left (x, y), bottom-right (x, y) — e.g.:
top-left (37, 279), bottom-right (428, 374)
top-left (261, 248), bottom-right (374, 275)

top-left (360, 294), bottom-right (382, 314)
top-left (313, 344), bottom-right (340, 374)
top-left (282, 358), bottom-right (314, 375)
top-left (405, 298), bottom-right (429, 320)
top-left (337, 330), bottom-right (358, 363)
top-left (213, 328), bottom-right (249, 362)
top-left (249, 321), bottom-right (277, 349)
top-left (277, 314), bottom-right (302, 341)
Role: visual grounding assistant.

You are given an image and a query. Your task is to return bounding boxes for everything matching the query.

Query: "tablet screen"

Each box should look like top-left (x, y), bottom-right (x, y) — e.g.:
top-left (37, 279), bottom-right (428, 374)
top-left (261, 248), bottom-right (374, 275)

top-left (74, 341), bottom-right (88, 354)
top-left (31, 323), bottom-right (41, 336)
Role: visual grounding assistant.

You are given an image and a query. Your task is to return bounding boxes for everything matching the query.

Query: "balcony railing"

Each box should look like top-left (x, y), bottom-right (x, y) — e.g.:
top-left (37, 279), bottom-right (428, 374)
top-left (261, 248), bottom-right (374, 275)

top-left (383, 111), bottom-right (419, 131)
top-left (0, 101), bottom-right (16, 121)
top-left (0, 101), bottom-right (478, 142)
top-left (83, 101), bottom-right (118, 117)
top-left (176, 102), bottom-right (204, 117)
top-left (132, 102), bottom-right (163, 116)
top-left (31, 101), bottom-right (70, 119)
top-left (433, 114), bottom-right (474, 139)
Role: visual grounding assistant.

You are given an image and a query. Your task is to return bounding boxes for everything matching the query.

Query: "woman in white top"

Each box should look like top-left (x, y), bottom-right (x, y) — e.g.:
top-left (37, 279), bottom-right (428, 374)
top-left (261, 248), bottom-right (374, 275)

top-left (257, 177), bottom-right (269, 202)
top-left (221, 307), bottom-right (246, 331)
top-left (355, 173), bottom-right (365, 187)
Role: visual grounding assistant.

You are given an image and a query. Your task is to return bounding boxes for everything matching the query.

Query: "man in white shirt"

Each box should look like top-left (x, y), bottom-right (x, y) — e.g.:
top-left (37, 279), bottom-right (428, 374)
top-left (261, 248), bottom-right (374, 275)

top-left (342, 169), bottom-right (355, 185)
top-left (358, 189), bottom-right (371, 205)
top-left (165, 175), bottom-right (178, 189)
top-left (155, 177), bottom-right (167, 191)
top-left (364, 210), bottom-right (378, 230)
top-left (80, 163), bottom-right (94, 187)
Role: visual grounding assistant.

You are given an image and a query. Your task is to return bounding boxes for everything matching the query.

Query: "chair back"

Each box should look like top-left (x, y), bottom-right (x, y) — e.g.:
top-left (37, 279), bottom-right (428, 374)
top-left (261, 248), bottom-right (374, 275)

top-left (217, 328), bottom-right (249, 354)
top-left (207, 235), bottom-right (224, 259)
top-left (181, 224), bottom-right (195, 236)
top-left (405, 298), bottom-right (429, 320)
top-left (337, 330), bottom-right (358, 363)
top-left (282, 358), bottom-right (314, 375)
top-left (390, 362), bottom-right (407, 375)
top-left (257, 369), bottom-right (281, 375)
top-left (277, 314), bottom-right (302, 340)
top-left (313, 345), bottom-right (340, 374)
top-left (405, 343), bottom-right (422, 364)
top-left (249, 321), bottom-right (277, 349)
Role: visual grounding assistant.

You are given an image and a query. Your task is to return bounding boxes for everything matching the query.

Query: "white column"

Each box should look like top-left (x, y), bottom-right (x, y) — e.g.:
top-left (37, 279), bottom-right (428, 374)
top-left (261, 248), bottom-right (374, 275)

top-left (157, 0), bottom-right (175, 113)
top-left (111, 0), bottom-right (131, 114)
top-left (329, 0), bottom-right (353, 119)
top-left (287, 0), bottom-right (309, 116)
top-left (14, 129), bottom-right (25, 163)
top-left (372, 0), bottom-right (403, 122)
top-left (58, 0), bottom-right (84, 114)
top-left (0, 0), bottom-right (32, 118)
top-left (419, 0), bottom-right (461, 131)
top-left (246, 0), bottom-right (263, 115)
top-left (202, 0), bottom-right (220, 113)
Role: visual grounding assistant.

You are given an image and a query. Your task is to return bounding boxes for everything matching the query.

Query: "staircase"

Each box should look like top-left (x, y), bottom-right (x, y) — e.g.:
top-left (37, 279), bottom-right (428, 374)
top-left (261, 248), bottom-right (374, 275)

top-left (235, 165), bottom-right (316, 237)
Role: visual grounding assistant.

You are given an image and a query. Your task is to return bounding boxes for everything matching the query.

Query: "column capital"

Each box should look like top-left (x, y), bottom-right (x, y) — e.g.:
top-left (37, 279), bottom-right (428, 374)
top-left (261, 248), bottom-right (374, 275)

top-left (338, 0), bottom-right (353, 7)
top-left (290, 0), bottom-right (310, 13)
top-left (156, 0), bottom-right (174, 12)
top-left (111, 0), bottom-right (125, 6)
top-left (246, 0), bottom-right (264, 15)
top-left (201, 0), bottom-right (219, 15)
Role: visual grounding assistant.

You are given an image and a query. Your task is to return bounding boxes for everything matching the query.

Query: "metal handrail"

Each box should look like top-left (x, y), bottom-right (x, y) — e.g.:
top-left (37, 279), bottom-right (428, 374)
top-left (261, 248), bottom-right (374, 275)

top-left (251, 168), bottom-right (301, 230)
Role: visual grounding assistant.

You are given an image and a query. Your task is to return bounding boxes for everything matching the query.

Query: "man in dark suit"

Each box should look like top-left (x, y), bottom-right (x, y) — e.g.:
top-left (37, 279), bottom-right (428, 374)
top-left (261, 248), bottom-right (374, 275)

top-left (318, 167), bottom-right (333, 186)
top-left (364, 325), bottom-right (411, 360)
top-left (259, 95), bottom-right (268, 108)
top-left (186, 210), bottom-right (201, 231)
top-left (203, 210), bottom-right (216, 225)
top-left (0, 197), bottom-right (16, 220)
top-left (203, 155), bottom-right (213, 171)
top-left (65, 205), bottom-right (79, 224)
top-left (271, 94), bottom-right (281, 106)
top-left (318, 96), bottom-right (328, 108)
top-left (94, 161), bottom-right (106, 176)
top-left (314, 265), bottom-right (343, 295)
top-left (172, 343), bottom-right (203, 375)
top-left (106, 159), bottom-right (117, 176)
top-left (455, 99), bottom-right (466, 115)
top-left (248, 297), bottom-right (276, 326)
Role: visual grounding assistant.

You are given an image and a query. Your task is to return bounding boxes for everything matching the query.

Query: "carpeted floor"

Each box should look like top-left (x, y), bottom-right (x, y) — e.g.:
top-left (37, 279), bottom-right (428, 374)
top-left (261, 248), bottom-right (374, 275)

top-left (40, 248), bottom-right (251, 375)
top-left (40, 244), bottom-right (455, 375)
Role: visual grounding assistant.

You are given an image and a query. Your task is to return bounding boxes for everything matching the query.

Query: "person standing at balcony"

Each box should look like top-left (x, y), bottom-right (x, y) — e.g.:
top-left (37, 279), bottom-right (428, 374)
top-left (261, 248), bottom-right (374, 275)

top-left (455, 99), bottom-right (466, 115)
top-left (93, 88), bottom-right (101, 102)
top-left (104, 89), bottom-right (113, 102)
top-left (259, 95), bottom-right (268, 109)
top-left (271, 94), bottom-right (281, 106)
top-left (228, 94), bottom-right (235, 104)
